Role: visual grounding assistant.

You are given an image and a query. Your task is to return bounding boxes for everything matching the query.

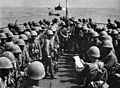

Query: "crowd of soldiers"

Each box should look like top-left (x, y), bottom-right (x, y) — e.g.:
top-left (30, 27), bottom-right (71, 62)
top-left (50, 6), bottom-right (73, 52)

top-left (0, 16), bottom-right (120, 88)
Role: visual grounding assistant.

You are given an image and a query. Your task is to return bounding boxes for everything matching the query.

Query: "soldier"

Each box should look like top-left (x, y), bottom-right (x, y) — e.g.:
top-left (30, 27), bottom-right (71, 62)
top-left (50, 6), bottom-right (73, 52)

top-left (107, 19), bottom-right (113, 29)
top-left (42, 30), bottom-right (58, 79)
top-left (6, 31), bottom-right (14, 42)
top-left (2, 51), bottom-right (16, 67)
top-left (17, 39), bottom-right (31, 71)
top-left (0, 33), bottom-right (7, 55)
top-left (85, 46), bottom-right (108, 88)
top-left (89, 31), bottom-right (101, 47)
top-left (59, 25), bottom-right (68, 53)
top-left (18, 61), bottom-right (45, 88)
top-left (11, 44), bottom-right (22, 72)
top-left (28, 31), bottom-right (42, 62)
top-left (0, 57), bottom-right (13, 88)
top-left (100, 40), bottom-right (118, 72)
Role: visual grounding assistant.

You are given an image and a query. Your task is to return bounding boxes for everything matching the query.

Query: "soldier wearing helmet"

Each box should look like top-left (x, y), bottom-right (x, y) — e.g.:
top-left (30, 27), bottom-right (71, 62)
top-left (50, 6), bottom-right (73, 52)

top-left (79, 46), bottom-right (107, 88)
top-left (100, 40), bottom-right (118, 71)
top-left (28, 31), bottom-right (42, 61)
top-left (89, 31), bottom-right (101, 47)
top-left (107, 19), bottom-right (113, 29)
top-left (17, 39), bottom-right (31, 71)
top-left (11, 44), bottom-right (22, 71)
top-left (42, 30), bottom-right (58, 79)
top-left (111, 30), bottom-right (119, 49)
top-left (6, 31), bottom-right (14, 42)
top-left (0, 33), bottom-right (7, 55)
top-left (18, 61), bottom-right (45, 88)
top-left (0, 57), bottom-right (13, 88)
top-left (59, 26), bottom-right (68, 53)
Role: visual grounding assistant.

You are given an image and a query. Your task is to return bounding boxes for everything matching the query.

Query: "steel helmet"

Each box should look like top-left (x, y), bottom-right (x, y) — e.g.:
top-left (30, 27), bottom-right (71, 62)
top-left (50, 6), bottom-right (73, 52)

top-left (2, 51), bottom-right (16, 64)
top-left (112, 30), bottom-right (119, 35)
top-left (88, 28), bottom-right (94, 33)
top-left (0, 33), bottom-right (7, 39)
top-left (87, 46), bottom-right (100, 58)
top-left (17, 39), bottom-right (25, 46)
top-left (19, 34), bottom-right (28, 41)
top-left (12, 36), bottom-right (19, 44)
top-left (0, 57), bottom-right (13, 69)
top-left (46, 30), bottom-right (53, 35)
top-left (90, 31), bottom-right (99, 37)
top-left (18, 27), bottom-right (24, 33)
top-left (101, 40), bottom-right (113, 48)
top-left (24, 31), bottom-right (31, 39)
top-left (5, 42), bottom-right (14, 51)
top-left (26, 61), bottom-right (45, 80)
top-left (12, 44), bottom-right (22, 53)
top-left (100, 31), bottom-right (108, 37)
top-left (100, 35), bottom-right (113, 42)
top-left (6, 31), bottom-right (14, 38)
top-left (31, 31), bottom-right (38, 36)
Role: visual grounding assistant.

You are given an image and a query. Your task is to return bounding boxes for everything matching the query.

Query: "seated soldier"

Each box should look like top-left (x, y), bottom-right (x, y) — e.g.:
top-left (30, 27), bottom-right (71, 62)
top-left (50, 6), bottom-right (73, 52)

top-left (74, 46), bottom-right (108, 88)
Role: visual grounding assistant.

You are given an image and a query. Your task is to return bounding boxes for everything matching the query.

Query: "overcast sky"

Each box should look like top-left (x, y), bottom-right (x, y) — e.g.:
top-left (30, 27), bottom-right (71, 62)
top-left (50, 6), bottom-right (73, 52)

top-left (0, 0), bottom-right (120, 8)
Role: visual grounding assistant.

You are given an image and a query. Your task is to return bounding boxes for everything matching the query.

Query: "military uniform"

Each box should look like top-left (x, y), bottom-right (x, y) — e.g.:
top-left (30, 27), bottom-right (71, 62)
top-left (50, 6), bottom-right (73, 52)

top-left (28, 40), bottom-right (42, 62)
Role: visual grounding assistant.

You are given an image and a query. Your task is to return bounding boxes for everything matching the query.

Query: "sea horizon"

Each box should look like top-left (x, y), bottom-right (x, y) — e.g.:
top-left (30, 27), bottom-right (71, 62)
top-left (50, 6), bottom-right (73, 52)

top-left (0, 7), bottom-right (120, 27)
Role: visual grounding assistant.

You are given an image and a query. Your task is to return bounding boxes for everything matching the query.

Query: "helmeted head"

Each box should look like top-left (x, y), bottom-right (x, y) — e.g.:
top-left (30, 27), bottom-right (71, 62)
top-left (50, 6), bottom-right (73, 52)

top-left (0, 33), bottom-right (7, 39)
top-left (19, 34), bottom-right (28, 41)
top-left (87, 46), bottom-right (100, 61)
top-left (112, 30), bottom-right (119, 35)
top-left (24, 31), bottom-right (31, 39)
top-left (26, 61), bottom-right (45, 80)
top-left (0, 33), bottom-right (7, 44)
top-left (101, 40), bottom-right (113, 49)
top-left (101, 40), bottom-right (113, 56)
top-left (0, 57), bottom-right (13, 69)
top-left (46, 30), bottom-right (54, 39)
top-left (100, 31), bottom-right (108, 37)
top-left (2, 51), bottom-right (16, 64)
top-left (90, 31), bottom-right (99, 38)
top-left (12, 36), bottom-right (20, 44)
top-left (31, 31), bottom-right (38, 39)
top-left (6, 31), bottom-right (14, 38)
top-left (5, 42), bottom-right (14, 51)
top-left (17, 39), bottom-right (25, 46)
top-left (12, 44), bottom-right (22, 54)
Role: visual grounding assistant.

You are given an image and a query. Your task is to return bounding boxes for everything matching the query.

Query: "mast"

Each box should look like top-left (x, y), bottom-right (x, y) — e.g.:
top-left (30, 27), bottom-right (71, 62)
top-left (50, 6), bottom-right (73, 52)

top-left (65, 0), bottom-right (68, 27)
top-left (66, 0), bottom-right (68, 19)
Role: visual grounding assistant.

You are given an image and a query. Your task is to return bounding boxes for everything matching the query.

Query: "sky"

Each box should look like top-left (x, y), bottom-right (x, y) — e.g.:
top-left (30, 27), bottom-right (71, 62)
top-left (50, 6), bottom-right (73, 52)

top-left (0, 0), bottom-right (120, 8)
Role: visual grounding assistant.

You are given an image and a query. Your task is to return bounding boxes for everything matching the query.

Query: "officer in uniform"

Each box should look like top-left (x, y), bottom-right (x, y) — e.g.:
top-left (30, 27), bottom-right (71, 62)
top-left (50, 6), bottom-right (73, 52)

top-left (28, 31), bottom-right (42, 62)
top-left (18, 61), bottom-right (45, 88)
